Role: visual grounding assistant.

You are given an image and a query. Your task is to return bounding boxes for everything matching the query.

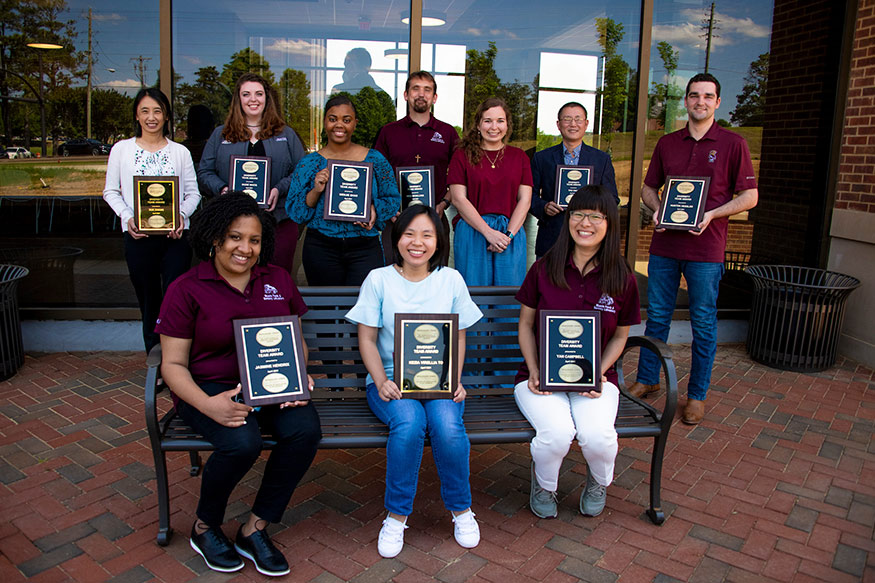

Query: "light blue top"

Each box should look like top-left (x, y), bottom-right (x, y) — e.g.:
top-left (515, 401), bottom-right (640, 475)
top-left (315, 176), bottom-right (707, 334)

top-left (286, 150), bottom-right (400, 237)
top-left (563, 143), bottom-right (582, 166)
top-left (345, 265), bottom-right (483, 386)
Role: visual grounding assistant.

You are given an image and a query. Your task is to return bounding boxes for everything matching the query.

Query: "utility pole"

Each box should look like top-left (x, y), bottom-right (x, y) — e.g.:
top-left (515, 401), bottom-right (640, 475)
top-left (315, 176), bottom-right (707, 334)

top-left (131, 55), bottom-right (151, 88)
top-left (703, 2), bottom-right (717, 73)
top-left (86, 8), bottom-right (92, 138)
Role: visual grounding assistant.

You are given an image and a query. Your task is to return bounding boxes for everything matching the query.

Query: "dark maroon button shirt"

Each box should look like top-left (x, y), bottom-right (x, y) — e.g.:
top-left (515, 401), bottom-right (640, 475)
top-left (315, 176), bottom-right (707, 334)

top-left (156, 261), bottom-right (308, 388)
top-left (514, 258), bottom-right (641, 386)
top-left (645, 123), bottom-right (758, 262)
top-left (374, 114), bottom-right (459, 202)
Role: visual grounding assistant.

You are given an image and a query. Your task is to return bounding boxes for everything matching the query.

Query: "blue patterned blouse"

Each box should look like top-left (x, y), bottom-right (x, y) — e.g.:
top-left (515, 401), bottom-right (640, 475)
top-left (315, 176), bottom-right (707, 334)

top-left (286, 150), bottom-right (400, 238)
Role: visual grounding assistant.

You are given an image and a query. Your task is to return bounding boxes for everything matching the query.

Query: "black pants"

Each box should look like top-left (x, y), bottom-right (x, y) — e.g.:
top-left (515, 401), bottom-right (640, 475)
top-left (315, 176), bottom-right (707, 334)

top-left (302, 229), bottom-right (384, 286)
top-left (124, 232), bottom-right (192, 352)
top-left (177, 383), bottom-right (322, 527)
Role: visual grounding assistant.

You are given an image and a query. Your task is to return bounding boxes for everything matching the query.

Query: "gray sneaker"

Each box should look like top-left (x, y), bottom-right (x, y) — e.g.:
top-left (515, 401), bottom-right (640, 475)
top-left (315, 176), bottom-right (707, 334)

top-left (529, 463), bottom-right (558, 518)
top-left (579, 469), bottom-right (607, 517)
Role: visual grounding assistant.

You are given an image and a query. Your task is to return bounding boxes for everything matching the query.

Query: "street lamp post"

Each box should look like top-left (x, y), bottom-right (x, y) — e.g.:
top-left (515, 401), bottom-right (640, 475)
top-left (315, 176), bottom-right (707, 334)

top-left (26, 42), bottom-right (63, 157)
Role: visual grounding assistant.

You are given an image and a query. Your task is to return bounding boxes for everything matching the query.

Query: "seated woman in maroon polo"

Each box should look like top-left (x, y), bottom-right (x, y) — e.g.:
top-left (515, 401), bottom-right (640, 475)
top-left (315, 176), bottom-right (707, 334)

top-left (156, 192), bottom-right (321, 577)
top-left (513, 185), bottom-right (640, 520)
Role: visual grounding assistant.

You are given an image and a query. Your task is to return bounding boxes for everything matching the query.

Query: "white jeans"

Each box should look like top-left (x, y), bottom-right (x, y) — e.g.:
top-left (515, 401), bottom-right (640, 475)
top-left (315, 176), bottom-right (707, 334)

top-left (513, 380), bottom-right (619, 491)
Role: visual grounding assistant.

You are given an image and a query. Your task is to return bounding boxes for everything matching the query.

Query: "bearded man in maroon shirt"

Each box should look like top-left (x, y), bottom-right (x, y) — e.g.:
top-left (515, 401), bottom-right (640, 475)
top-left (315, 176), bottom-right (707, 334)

top-left (374, 71), bottom-right (459, 260)
top-left (629, 73), bottom-right (759, 425)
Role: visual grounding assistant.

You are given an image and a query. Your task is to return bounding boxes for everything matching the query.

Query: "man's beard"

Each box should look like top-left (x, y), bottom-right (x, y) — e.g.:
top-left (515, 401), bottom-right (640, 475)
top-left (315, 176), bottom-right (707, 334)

top-left (411, 98), bottom-right (430, 113)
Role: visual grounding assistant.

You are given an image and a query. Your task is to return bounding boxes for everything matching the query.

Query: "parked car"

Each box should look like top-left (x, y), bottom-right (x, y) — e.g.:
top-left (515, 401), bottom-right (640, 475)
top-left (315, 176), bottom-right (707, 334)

top-left (55, 138), bottom-right (111, 157)
top-left (0, 146), bottom-right (8, 159)
top-left (6, 146), bottom-right (33, 159)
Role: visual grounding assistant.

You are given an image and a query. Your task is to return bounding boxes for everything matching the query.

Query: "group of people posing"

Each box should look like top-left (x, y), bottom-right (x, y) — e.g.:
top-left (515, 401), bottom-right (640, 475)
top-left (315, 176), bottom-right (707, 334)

top-left (102, 70), bottom-right (757, 576)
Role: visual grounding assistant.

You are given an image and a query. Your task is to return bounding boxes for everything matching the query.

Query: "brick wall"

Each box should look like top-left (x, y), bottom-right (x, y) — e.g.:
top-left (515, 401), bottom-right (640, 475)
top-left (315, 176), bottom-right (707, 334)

top-left (836, 0), bottom-right (875, 212)
top-left (750, 0), bottom-right (847, 265)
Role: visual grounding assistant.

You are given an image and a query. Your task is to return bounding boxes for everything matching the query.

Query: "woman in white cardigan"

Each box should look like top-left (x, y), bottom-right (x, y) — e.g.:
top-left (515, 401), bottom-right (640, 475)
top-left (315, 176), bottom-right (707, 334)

top-left (103, 87), bottom-right (201, 352)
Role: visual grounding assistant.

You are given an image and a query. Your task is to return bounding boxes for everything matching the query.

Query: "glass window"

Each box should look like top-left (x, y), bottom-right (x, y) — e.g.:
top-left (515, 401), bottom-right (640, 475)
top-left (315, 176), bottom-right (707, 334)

top-left (421, 0), bottom-right (641, 267)
top-left (0, 1), bottom-right (159, 308)
top-left (638, 1), bottom-right (772, 308)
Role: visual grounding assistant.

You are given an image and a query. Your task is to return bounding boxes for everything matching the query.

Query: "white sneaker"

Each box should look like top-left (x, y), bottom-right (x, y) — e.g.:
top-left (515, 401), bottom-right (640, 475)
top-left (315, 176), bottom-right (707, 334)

top-left (452, 510), bottom-right (480, 548)
top-left (377, 516), bottom-right (407, 558)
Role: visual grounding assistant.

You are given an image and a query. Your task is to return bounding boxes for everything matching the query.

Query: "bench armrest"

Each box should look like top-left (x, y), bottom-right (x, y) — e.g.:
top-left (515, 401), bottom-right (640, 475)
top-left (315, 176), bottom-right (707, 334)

top-left (617, 335), bottom-right (678, 431)
top-left (145, 344), bottom-right (164, 449)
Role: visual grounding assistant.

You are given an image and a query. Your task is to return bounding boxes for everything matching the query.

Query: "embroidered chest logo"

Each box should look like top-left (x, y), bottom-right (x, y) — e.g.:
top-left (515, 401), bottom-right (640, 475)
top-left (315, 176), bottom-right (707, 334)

top-left (594, 293), bottom-right (616, 314)
top-left (430, 131), bottom-right (445, 144)
top-left (263, 284), bottom-right (285, 301)
top-left (708, 150), bottom-right (718, 163)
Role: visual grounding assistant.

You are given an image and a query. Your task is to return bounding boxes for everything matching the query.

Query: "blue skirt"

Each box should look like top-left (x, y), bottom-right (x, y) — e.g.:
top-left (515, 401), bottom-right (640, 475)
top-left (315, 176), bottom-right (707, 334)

top-left (453, 214), bottom-right (526, 286)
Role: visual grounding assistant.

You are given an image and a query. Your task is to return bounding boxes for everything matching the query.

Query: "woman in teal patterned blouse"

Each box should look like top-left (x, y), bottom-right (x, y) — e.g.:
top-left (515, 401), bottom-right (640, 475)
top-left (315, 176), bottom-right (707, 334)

top-left (286, 95), bottom-right (400, 285)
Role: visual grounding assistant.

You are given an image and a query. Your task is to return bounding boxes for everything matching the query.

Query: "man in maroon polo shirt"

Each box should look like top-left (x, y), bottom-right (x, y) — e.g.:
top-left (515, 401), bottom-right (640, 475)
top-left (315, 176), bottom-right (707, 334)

top-left (630, 73), bottom-right (758, 425)
top-left (374, 71), bottom-right (459, 259)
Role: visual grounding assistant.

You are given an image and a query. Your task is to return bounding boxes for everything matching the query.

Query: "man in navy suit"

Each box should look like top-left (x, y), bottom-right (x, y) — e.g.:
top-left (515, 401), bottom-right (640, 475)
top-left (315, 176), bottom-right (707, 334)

top-left (530, 102), bottom-right (619, 257)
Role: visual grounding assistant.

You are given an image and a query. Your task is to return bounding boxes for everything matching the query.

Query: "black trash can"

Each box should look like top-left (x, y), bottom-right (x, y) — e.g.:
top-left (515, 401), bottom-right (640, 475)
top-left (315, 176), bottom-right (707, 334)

top-left (0, 264), bottom-right (30, 381)
top-left (744, 265), bottom-right (861, 372)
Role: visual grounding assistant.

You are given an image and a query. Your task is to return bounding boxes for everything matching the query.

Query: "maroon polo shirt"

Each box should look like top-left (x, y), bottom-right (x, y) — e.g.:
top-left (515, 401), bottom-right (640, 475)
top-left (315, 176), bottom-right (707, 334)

top-left (374, 114), bottom-right (459, 202)
top-left (645, 122), bottom-right (757, 262)
top-left (514, 258), bottom-right (640, 386)
top-left (447, 146), bottom-right (534, 225)
top-left (155, 261), bottom-right (308, 392)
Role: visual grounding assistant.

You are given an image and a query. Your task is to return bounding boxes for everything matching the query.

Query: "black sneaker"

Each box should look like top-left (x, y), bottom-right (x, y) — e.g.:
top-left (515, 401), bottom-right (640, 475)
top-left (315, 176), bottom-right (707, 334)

top-left (235, 525), bottom-right (290, 577)
top-left (190, 523), bottom-right (244, 573)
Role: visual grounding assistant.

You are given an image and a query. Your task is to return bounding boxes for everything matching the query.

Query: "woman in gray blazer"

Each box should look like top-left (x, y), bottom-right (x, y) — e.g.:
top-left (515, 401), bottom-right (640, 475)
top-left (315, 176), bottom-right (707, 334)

top-left (198, 73), bottom-right (306, 273)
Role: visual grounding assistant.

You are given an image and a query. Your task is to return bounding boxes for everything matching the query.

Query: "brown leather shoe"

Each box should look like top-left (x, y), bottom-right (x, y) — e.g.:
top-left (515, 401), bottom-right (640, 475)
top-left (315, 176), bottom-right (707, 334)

top-left (628, 382), bottom-right (659, 399)
top-left (682, 399), bottom-right (705, 425)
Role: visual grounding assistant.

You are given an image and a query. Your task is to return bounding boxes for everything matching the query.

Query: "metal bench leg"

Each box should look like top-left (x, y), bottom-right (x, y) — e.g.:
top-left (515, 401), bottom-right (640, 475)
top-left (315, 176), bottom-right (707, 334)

top-left (189, 451), bottom-right (201, 476)
top-left (646, 433), bottom-right (667, 525)
top-left (154, 448), bottom-right (174, 545)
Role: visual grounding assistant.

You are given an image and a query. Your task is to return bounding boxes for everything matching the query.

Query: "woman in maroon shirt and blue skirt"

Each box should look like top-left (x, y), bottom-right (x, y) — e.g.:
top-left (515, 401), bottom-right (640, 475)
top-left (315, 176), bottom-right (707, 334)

top-left (514, 185), bottom-right (640, 519)
top-left (447, 97), bottom-right (532, 286)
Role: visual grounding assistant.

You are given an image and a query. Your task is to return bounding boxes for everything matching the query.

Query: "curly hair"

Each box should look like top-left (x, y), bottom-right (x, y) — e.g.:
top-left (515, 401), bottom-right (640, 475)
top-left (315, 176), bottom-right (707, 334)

top-left (222, 73), bottom-right (287, 143)
top-left (458, 97), bottom-right (513, 166)
top-left (189, 191), bottom-right (277, 265)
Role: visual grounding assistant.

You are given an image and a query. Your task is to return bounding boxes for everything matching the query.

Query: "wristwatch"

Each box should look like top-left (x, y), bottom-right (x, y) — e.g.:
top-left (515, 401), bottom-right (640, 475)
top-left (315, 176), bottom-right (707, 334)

top-left (504, 230), bottom-right (514, 239)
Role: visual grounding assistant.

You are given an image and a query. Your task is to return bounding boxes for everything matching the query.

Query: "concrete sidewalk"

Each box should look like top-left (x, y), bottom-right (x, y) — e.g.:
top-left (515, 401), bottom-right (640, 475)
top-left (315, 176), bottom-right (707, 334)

top-left (0, 345), bottom-right (873, 582)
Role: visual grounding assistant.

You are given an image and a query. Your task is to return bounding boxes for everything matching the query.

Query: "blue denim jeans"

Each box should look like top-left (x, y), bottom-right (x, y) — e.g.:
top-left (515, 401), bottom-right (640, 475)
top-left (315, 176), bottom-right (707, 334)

top-left (366, 384), bottom-right (471, 516)
top-left (637, 254), bottom-right (724, 401)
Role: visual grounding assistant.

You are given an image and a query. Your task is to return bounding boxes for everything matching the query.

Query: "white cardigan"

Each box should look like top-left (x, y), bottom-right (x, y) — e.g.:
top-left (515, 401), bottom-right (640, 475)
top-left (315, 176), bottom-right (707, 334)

top-left (103, 137), bottom-right (201, 232)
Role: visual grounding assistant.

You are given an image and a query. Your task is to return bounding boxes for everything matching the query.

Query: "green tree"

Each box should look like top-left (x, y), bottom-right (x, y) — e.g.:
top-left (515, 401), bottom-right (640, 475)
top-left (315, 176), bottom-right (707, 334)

top-left (277, 67), bottom-right (311, 148)
top-left (594, 17), bottom-right (632, 149)
top-left (649, 41), bottom-right (682, 131)
top-left (463, 41), bottom-right (500, 131)
top-left (499, 78), bottom-right (537, 144)
top-left (334, 86), bottom-right (395, 148)
top-left (0, 0), bottom-right (84, 147)
top-left (91, 88), bottom-right (133, 143)
top-left (219, 48), bottom-right (274, 90)
top-left (177, 65), bottom-right (231, 134)
top-left (730, 53), bottom-right (768, 127)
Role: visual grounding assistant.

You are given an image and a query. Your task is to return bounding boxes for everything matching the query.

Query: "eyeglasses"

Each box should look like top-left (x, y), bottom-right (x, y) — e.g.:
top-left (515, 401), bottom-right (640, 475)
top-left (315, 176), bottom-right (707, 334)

top-left (569, 211), bottom-right (606, 225)
top-left (559, 116), bottom-right (586, 125)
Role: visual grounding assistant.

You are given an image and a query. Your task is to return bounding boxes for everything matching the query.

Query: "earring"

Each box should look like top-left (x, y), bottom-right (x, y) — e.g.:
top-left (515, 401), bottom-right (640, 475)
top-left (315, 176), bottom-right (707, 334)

top-left (209, 246), bottom-right (215, 258)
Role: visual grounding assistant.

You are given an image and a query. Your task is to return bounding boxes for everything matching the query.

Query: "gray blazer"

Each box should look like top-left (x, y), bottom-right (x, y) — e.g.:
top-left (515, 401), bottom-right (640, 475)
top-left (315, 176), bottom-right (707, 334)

top-left (197, 125), bottom-right (306, 222)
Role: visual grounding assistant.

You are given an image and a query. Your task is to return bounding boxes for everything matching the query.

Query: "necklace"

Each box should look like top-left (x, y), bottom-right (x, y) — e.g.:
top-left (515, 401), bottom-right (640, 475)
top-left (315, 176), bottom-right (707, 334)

top-left (246, 124), bottom-right (260, 128)
top-left (483, 147), bottom-right (504, 169)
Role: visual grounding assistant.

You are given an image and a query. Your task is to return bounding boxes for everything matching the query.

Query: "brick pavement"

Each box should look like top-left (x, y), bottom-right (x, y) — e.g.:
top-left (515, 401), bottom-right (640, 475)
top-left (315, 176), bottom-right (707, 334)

top-left (0, 345), bottom-right (873, 582)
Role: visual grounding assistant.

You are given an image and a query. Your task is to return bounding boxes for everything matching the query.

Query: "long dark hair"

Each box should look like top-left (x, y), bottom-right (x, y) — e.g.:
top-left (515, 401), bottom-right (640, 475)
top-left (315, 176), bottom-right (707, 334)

top-left (542, 185), bottom-right (629, 298)
top-left (222, 72), bottom-right (286, 143)
top-left (458, 97), bottom-right (512, 166)
top-left (190, 191), bottom-right (276, 266)
top-left (132, 88), bottom-right (172, 137)
top-left (391, 205), bottom-right (448, 271)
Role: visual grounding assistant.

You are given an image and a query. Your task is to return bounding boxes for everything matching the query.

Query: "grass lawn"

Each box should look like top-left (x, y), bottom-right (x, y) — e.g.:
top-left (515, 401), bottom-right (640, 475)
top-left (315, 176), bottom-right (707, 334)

top-left (0, 160), bottom-right (107, 197)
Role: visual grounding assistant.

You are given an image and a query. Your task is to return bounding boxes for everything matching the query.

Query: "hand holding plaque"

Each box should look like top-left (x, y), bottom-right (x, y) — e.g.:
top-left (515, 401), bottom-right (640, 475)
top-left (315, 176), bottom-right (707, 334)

top-left (539, 310), bottom-right (601, 393)
top-left (323, 160), bottom-right (374, 223)
top-left (133, 176), bottom-right (180, 234)
top-left (554, 165), bottom-right (593, 210)
top-left (234, 316), bottom-right (310, 406)
top-left (394, 313), bottom-right (459, 399)
top-left (397, 166), bottom-right (435, 210)
top-left (230, 156), bottom-right (271, 208)
top-left (656, 176), bottom-right (710, 230)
